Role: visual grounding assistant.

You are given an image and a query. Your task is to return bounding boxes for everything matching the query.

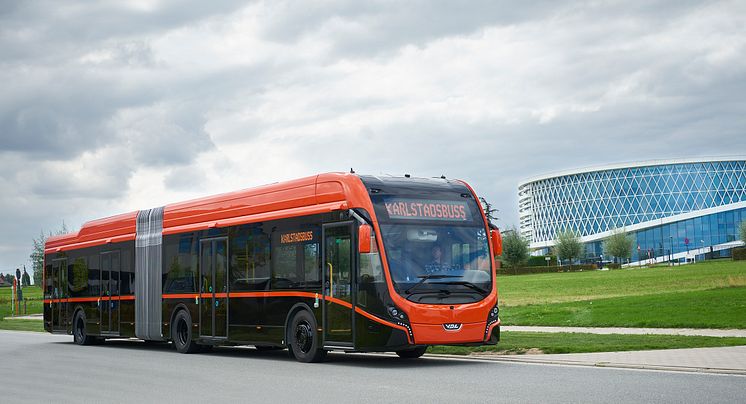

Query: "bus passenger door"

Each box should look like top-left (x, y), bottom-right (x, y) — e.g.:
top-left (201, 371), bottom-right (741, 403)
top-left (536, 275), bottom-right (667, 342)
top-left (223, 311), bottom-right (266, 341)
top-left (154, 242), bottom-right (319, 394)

top-left (322, 223), bottom-right (355, 348)
top-left (100, 252), bottom-right (112, 335)
top-left (200, 238), bottom-right (228, 339)
top-left (108, 251), bottom-right (121, 334)
top-left (51, 259), bottom-right (67, 332)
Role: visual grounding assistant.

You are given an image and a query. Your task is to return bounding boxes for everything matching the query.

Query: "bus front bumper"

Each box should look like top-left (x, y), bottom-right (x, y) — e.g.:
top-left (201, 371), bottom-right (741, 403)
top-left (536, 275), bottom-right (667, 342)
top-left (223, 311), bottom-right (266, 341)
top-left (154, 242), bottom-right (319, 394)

top-left (411, 321), bottom-right (497, 345)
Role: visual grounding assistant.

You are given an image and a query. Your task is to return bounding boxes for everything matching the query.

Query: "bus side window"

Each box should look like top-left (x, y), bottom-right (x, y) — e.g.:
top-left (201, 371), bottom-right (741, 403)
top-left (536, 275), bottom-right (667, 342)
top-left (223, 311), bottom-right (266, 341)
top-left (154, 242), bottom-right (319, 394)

top-left (230, 227), bottom-right (271, 291)
top-left (303, 243), bottom-right (320, 287)
top-left (163, 234), bottom-right (197, 294)
top-left (71, 257), bottom-right (88, 297)
top-left (358, 232), bottom-right (384, 308)
top-left (88, 255), bottom-right (100, 297)
top-left (272, 244), bottom-right (298, 289)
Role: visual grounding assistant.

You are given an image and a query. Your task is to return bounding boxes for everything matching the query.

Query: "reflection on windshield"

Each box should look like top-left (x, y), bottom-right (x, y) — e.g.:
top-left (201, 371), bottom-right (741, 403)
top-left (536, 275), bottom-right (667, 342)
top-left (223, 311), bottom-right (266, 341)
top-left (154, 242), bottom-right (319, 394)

top-left (379, 224), bottom-right (492, 296)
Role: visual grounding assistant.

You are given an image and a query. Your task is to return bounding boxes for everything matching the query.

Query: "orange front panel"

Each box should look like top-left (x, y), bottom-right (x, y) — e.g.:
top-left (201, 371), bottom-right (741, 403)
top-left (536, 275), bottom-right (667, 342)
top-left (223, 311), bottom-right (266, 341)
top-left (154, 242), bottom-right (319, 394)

top-left (404, 298), bottom-right (495, 325)
top-left (411, 322), bottom-right (486, 345)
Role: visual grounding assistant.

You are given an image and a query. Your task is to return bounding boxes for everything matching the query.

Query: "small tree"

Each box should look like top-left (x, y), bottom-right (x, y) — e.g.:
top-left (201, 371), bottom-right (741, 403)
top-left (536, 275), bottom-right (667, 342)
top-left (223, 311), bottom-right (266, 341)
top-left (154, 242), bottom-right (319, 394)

top-left (22, 267), bottom-right (31, 287)
top-left (30, 221), bottom-right (69, 286)
top-left (740, 220), bottom-right (746, 244)
top-left (554, 229), bottom-right (583, 267)
top-left (604, 228), bottom-right (633, 264)
top-left (501, 229), bottom-right (529, 269)
top-left (479, 197), bottom-right (499, 225)
top-left (31, 230), bottom-right (46, 286)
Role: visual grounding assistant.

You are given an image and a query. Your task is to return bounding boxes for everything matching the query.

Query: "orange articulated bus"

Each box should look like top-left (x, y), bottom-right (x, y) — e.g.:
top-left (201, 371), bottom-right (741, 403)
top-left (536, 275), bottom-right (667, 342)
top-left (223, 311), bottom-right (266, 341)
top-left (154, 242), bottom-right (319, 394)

top-left (44, 173), bottom-right (502, 362)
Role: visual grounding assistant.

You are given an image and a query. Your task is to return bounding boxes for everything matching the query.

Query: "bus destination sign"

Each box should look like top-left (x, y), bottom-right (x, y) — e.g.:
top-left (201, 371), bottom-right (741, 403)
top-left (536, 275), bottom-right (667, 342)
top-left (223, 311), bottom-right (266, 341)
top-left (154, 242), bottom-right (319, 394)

top-left (384, 198), bottom-right (471, 221)
top-left (280, 231), bottom-right (315, 244)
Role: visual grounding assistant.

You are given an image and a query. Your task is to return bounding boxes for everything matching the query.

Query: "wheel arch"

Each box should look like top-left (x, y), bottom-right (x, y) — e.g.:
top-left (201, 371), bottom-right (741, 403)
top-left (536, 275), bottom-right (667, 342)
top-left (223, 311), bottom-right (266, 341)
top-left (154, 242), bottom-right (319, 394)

top-left (72, 305), bottom-right (86, 327)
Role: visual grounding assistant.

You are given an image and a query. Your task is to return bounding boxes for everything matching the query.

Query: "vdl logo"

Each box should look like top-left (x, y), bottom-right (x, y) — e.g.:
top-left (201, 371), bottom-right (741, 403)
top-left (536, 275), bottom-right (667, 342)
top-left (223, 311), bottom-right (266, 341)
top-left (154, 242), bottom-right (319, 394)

top-left (442, 323), bottom-right (462, 331)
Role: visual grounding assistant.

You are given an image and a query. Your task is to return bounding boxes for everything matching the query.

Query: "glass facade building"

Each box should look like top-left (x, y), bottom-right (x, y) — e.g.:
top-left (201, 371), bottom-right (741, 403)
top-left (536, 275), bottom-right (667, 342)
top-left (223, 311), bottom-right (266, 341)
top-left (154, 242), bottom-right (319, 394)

top-left (518, 158), bottom-right (746, 263)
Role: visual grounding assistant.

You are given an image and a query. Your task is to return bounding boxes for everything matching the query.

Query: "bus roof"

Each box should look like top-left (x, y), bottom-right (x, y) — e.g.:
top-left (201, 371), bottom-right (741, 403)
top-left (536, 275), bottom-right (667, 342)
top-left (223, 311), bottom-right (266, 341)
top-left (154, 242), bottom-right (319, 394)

top-left (44, 172), bottom-right (372, 253)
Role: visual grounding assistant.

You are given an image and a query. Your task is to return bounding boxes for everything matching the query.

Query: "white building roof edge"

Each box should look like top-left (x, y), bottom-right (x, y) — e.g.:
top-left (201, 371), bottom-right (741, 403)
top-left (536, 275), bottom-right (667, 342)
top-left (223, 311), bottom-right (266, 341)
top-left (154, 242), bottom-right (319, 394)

top-left (518, 155), bottom-right (746, 187)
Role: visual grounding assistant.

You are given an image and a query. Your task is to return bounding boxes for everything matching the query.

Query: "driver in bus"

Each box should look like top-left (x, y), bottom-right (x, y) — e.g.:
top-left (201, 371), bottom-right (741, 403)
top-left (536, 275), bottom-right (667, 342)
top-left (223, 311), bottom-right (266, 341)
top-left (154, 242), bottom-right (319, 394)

top-left (424, 244), bottom-right (449, 273)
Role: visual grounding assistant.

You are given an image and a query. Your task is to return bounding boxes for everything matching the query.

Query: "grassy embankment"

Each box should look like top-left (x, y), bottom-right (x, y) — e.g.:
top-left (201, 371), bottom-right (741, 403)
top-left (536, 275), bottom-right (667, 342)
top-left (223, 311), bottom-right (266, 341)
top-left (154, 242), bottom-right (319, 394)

top-left (431, 260), bottom-right (746, 355)
top-left (498, 260), bottom-right (746, 328)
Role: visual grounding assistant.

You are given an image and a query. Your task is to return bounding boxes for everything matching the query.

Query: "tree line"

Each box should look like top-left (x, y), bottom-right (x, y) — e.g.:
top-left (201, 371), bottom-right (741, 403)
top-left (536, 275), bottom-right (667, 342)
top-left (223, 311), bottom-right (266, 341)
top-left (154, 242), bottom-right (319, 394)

top-left (500, 227), bottom-right (635, 269)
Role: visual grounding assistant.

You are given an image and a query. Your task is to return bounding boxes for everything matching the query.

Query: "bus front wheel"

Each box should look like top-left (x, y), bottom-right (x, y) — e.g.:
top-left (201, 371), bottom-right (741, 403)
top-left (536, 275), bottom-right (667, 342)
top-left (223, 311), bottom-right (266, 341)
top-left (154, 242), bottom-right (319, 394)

top-left (396, 346), bottom-right (427, 359)
top-left (288, 310), bottom-right (326, 363)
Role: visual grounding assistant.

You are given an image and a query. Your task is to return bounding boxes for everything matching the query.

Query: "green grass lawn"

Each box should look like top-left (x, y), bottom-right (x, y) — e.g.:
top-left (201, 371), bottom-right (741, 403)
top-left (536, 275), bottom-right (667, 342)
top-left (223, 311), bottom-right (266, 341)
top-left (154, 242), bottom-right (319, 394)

top-left (430, 331), bottom-right (746, 355)
top-left (503, 286), bottom-right (746, 328)
top-left (497, 260), bottom-right (746, 306)
top-left (0, 286), bottom-right (44, 332)
top-left (0, 319), bottom-right (44, 332)
top-left (0, 286), bottom-right (44, 319)
top-left (497, 260), bottom-right (746, 329)
top-left (0, 285), bottom-right (44, 300)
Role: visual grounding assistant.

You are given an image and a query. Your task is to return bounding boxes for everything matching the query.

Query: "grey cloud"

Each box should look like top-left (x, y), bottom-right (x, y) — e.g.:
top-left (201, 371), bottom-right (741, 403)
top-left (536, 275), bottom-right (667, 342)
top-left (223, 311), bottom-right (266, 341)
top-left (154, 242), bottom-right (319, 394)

top-left (115, 102), bottom-right (215, 167)
top-left (164, 165), bottom-right (207, 191)
top-left (255, 0), bottom-right (719, 58)
top-left (258, 0), bottom-right (563, 56)
top-left (0, 0), bottom-right (247, 64)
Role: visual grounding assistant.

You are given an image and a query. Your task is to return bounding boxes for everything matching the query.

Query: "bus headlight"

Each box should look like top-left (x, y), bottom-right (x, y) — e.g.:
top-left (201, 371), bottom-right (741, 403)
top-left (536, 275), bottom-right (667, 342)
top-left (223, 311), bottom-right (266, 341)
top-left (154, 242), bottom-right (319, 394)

top-left (387, 305), bottom-right (414, 342)
top-left (387, 306), bottom-right (408, 322)
top-left (485, 305), bottom-right (500, 340)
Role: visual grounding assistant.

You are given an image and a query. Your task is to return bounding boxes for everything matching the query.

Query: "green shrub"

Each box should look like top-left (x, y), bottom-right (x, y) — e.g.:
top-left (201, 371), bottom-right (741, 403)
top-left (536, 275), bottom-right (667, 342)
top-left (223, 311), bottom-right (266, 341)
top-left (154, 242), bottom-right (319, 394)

top-left (607, 263), bottom-right (622, 269)
top-left (733, 247), bottom-right (746, 261)
top-left (527, 255), bottom-right (557, 267)
top-left (497, 264), bottom-right (596, 276)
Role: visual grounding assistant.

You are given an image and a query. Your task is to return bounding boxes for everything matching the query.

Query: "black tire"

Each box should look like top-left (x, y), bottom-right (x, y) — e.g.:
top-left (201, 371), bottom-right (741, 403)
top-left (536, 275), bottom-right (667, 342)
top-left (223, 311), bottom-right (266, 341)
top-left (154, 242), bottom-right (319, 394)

top-left (288, 310), bottom-right (326, 363)
top-left (396, 346), bottom-right (428, 359)
top-left (72, 311), bottom-right (96, 346)
top-left (171, 310), bottom-right (200, 354)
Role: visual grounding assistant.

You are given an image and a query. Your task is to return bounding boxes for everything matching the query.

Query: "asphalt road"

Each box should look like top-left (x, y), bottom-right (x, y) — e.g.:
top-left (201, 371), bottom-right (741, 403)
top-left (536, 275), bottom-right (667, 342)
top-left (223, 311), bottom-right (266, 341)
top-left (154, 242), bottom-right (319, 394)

top-left (2, 331), bottom-right (745, 403)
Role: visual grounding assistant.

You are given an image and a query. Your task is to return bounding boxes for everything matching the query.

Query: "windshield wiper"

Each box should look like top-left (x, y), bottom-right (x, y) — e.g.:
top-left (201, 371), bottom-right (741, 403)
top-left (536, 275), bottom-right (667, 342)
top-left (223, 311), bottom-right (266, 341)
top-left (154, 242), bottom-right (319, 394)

top-left (432, 281), bottom-right (489, 295)
top-left (405, 274), bottom-right (460, 295)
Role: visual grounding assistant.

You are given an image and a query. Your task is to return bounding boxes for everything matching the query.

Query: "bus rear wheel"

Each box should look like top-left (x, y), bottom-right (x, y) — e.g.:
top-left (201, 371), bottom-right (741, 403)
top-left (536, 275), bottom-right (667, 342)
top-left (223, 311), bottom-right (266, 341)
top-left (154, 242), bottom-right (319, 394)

top-left (288, 310), bottom-right (326, 363)
top-left (73, 311), bottom-right (96, 345)
top-left (396, 346), bottom-right (427, 359)
top-left (171, 310), bottom-right (200, 354)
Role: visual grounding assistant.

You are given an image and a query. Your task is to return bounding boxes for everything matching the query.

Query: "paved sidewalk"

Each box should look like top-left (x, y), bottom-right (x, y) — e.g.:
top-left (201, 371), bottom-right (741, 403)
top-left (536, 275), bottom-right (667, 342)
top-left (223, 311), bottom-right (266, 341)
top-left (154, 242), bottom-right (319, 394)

top-left (469, 346), bottom-right (746, 375)
top-left (503, 325), bottom-right (746, 338)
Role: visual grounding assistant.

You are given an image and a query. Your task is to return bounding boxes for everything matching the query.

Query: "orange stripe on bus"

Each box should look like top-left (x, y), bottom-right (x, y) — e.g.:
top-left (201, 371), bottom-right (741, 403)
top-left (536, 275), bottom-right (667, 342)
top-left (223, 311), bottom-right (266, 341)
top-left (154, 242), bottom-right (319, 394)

top-left (162, 293), bottom-right (198, 299)
top-left (45, 291), bottom-right (412, 343)
top-left (44, 295), bottom-right (136, 304)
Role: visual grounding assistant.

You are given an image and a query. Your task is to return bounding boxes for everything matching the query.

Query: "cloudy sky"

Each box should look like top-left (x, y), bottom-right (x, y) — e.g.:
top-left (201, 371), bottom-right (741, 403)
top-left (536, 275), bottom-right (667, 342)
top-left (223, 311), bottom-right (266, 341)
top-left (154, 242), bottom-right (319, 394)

top-left (1, 0), bottom-right (745, 274)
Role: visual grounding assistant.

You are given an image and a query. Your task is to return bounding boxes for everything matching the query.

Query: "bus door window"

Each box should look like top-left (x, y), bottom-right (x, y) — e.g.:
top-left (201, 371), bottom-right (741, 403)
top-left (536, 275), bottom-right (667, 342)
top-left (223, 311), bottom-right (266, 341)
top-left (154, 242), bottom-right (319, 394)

top-left (357, 230), bottom-right (384, 309)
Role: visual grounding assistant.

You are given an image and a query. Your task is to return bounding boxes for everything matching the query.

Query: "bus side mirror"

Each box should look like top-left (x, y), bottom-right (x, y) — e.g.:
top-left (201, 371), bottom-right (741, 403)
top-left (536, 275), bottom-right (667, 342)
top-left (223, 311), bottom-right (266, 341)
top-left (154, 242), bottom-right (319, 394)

top-left (490, 229), bottom-right (503, 256)
top-left (358, 224), bottom-right (372, 254)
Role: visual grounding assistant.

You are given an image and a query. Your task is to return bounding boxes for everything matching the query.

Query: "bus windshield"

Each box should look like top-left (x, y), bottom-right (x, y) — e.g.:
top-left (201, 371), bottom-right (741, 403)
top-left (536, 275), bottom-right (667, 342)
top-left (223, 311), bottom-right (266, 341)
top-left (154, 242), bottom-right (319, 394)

top-left (378, 223), bottom-right (492, 303)
top-left (361, 177), bottom-right (494, 304)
